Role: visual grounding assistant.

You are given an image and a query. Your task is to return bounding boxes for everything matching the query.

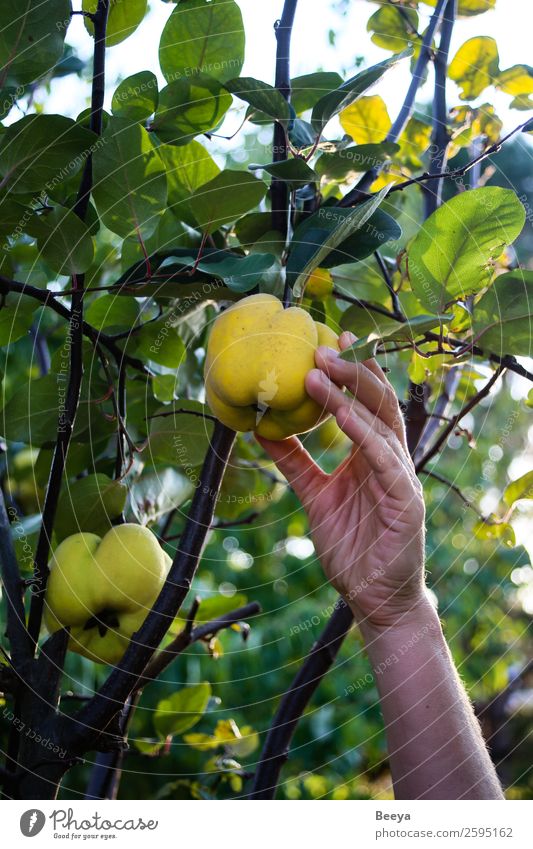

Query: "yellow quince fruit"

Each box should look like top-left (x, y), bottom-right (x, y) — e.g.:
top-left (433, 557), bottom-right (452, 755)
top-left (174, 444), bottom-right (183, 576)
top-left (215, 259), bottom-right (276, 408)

top-left (44, 524), bottom-right (172, 665)
top-left (204, 293), bottom-right (340, 440)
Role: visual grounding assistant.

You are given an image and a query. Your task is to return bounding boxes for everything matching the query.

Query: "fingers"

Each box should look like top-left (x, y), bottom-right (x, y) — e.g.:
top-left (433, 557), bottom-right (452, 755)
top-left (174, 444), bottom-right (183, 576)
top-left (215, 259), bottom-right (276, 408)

top-left (255, 434), bottom-right (326, 508)
top-left (312, 346), bottom-right (408, 449)
top-left (338, 331), bottom-right (390, 385)
top-left (335, 405), bottom-right (410, 500)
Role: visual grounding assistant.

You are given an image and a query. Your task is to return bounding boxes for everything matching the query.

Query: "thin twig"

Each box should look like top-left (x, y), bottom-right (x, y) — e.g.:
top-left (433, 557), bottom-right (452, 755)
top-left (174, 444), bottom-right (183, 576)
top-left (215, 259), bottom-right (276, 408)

top-left (415, 366), bottom-right (504, 473)
top-left (339, 0), bottom-right (448, 207)
top-left (373, 252), bottom-right (405, 320)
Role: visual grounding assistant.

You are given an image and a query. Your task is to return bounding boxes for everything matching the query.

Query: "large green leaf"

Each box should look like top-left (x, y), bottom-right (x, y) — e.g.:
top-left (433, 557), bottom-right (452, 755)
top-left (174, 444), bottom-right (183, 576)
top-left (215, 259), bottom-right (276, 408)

top-left (340, 314), bottom-right (451, 362)
top-left (425, 0), bottom-right (496, 16)
top-left (290, 72), bottom-right (344, 115)
top-left (449, 37), bottom-right (500, 100)
top-left (85, 294), bottom-right (140, 332)
top-left (159, 0), bottom-right (244, 84)
top-left (0, 0), bottom-right (72, 87)
top-left (55, 473), bottom-right (127, 541)
top-left (147, 400), bottom-right (214, 469)
top-left (408, 188), bottom-right (525, 313)
top-left (83, 0), bottom-right (147, 47)
top-left (111, 71), bottom-right (159, 121)
top-left (31, 205), bottom-right (94, 275)
top-left (473, 270), bottom-right (533, 357)
top-left (156, 251), bottom-right (276, 293)
top-left (159, 140), bottom-right (220, 225)
top-left (1, 374), bottom-right (89, 445)
top-left (224, 77), bottom-right (290, 124)
top-left (92, 118), bottom-right (167, 239)
top-left (0, 115), bottom-right (96, 194)
top-left (152, 75), bottom-right (232, 146)
top-left (154, 682), bottom-right (211, 739)
top-left (503, 471), bottom-right (533, 508)
top-left (190, 170), bottom-right (267, 234)
top-left (287, 186), bottom-right (391, 296)
top-left (367, 6), bottom-right (419, 52)
top-left (311, 49), bottom-right (411, 133)
top-left (0, 299), bottom-right (37, 347)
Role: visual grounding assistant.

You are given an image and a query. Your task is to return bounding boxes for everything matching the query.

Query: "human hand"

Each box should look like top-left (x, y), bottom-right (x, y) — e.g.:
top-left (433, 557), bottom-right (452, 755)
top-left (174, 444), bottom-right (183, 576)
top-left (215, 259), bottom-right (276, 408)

top-left (257, 332), bottom-right (427, 631)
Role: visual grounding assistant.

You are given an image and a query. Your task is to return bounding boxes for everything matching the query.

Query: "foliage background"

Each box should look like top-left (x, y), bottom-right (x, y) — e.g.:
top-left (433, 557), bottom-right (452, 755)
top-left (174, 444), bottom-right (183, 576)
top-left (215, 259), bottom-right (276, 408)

top-left (0, 0), bottom-right (532, 800)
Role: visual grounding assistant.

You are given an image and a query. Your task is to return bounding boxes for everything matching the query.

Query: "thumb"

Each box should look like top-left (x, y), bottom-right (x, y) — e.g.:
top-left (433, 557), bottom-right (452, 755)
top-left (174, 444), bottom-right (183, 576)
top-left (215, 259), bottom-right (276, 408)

top-left (255, 435), bottom-right (326, 508)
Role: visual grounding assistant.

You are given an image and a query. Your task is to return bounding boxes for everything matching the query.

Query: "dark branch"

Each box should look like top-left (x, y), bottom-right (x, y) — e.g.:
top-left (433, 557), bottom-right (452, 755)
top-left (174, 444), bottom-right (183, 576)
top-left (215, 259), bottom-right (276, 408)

top-left (272, 0), bottom-right (298, 248)
top-left (27, 0), bottom-right (111, 649)
top-left (424, 0), bottom-right (456, 218)
top-left (0, 496), bottom-right (32, 669)
top-left (249, 600), bottom-right (354, 798)
top-left (339, 0), bottom-right (448, 207)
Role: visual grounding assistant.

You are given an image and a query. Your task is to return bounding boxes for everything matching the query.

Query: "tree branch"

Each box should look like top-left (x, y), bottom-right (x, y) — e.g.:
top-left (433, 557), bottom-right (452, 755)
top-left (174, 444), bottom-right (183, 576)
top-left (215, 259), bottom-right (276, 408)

top-left (0, 275), bottom-right (149, 374)
top-left (415, 366), bottom-right (505, 473)
top-left (249, 600), bottom-right (354, 798)
top-left (0, 497), bottom-right (32, 669)
top-left (424, 0), bottom-right (456, 218)
top-left (339, 0), bottom-right (448, 207)
top-left (272, 0), bottom-right (299, 252)
top-left (26, 0), bottom-right (111, 650)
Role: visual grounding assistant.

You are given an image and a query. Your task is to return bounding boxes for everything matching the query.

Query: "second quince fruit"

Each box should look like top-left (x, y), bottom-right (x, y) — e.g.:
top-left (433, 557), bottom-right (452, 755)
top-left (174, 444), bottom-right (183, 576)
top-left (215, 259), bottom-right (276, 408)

top-left (44, 523), bottom-right (172, 665)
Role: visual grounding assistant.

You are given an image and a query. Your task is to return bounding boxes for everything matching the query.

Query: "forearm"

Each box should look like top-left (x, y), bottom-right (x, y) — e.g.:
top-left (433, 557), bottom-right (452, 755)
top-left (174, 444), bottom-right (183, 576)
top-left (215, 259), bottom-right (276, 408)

top-left (357, 597), bottom-right (504, 800)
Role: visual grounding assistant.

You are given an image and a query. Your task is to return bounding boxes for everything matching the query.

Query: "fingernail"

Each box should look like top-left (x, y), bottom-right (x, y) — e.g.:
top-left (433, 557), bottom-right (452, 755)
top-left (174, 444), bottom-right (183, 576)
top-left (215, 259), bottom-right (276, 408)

top-left (317, 345), bottom-right (339, 360)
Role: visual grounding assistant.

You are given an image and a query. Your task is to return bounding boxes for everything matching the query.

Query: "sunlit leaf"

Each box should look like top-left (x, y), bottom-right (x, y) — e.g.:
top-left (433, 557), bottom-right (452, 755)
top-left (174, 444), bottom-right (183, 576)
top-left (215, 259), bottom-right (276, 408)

top-left (154, 682), bottom-right (211, 738)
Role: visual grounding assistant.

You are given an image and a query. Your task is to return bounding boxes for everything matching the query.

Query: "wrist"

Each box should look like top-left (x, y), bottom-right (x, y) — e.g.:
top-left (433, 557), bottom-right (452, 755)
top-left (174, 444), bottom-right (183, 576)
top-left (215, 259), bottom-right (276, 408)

top-left (354, 592), bottom-right (441, 645)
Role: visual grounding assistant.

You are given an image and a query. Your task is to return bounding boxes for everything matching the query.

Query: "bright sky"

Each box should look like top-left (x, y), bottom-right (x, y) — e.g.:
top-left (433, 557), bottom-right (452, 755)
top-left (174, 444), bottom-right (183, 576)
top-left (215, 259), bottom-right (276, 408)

top-left (44, 0), bottom-right (533, 132)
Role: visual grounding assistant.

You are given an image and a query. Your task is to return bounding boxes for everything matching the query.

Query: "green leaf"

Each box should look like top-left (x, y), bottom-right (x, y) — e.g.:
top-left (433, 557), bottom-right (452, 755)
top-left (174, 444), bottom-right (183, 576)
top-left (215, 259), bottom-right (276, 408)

top-left (111, 71), bottom-right (159, 121)
top-left (0, 115), bottom-right (96, 194)
top-left (92, 118), bottom-right (167, 239)
top-left (1, 375), bottom-right (74, 445)
top-left (449, 37), bottom-right (500, 100)
top-left (157, 251), bottom-right (276, 293)
top-left (194, 594), bottom-right (248, 623)
top-left (473, 270), bottom-right (533, 357)
top-left (367, 6), bottom-right (419, 52)
top-left (154, 682), bottom-right (211, 738)
top-left (315, 142), bottom-right (399, 181)
top-left (340, 314), bottom-right (451, 362)
top-left (503, 471), bottom-right (533, 508)
top-left (136, 320), bottom-right (186, 368)
top-left (159, 0), bottom-right (244, 84)
top-left (83, 0), bottom-right (147, 47)
top-left (317, 209), bottom-right (401, 268)
top-left (407, 187), bottom-right (526, 313)
top-left (55, 473), bottom-right (127, 541)
top-left (287, 186), bottom-right (392, 296)
top-left (249, 157), bottom-right (318, 188)
top-left (159, 140), bottom-right (220, 225)
top-left (311, 49), bottom-right (411, 133)
top-left (0, 300), bottom-right (37, 347)
top-left (148, 400), bottom-right (214, 468)
top-left (472, 518), bottom-right (515, 547)
top-left (31, 205), bottom-right (94, 275)
top-left (190, 170), bottom-right (267, 234)
top-left (224, 77), bottom-right (290, 124)
top-left (339, 94), bottom-right (391, 144)
top-left (497, 65), bottom-right (533, 107)
top-left (0, 0), bottom-right (72, 87)
top-left (85, 294), bottom-right (140, 331)
top-left (290, 72), bottom-right (344, 115)
top-left (152, 75), bottom-right (232, 146)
